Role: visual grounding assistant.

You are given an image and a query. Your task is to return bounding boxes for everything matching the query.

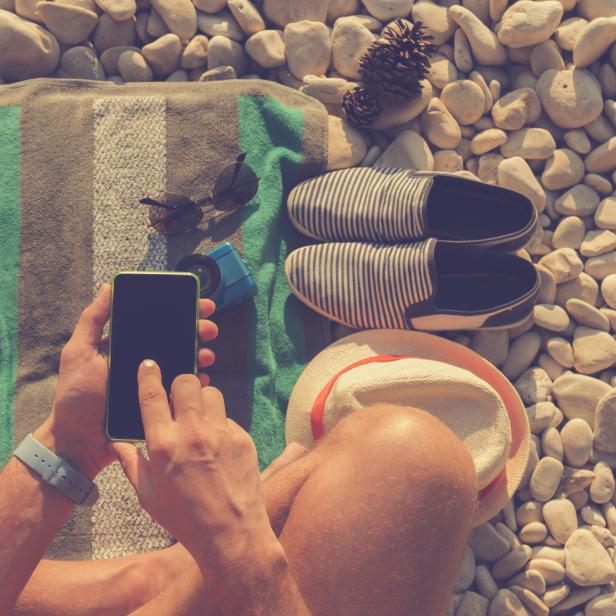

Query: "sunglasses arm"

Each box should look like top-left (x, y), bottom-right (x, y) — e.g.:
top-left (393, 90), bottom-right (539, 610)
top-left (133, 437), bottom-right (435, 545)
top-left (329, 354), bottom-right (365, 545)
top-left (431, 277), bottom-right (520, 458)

top-left (138, 198), bottom-right (177, 210)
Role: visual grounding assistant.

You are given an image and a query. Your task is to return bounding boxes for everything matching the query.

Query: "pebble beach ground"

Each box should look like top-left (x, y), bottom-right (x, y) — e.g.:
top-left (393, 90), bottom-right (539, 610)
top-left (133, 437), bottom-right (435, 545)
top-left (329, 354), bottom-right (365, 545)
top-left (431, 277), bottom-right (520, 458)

top-left (1, 0), bottom-right (616, 614)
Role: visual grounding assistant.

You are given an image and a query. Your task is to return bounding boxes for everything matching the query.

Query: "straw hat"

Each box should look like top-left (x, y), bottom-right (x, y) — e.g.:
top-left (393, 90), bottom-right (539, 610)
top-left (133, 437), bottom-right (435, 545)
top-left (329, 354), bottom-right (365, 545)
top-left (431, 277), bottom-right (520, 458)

top-left (286, 330), bottom-right (529, 526)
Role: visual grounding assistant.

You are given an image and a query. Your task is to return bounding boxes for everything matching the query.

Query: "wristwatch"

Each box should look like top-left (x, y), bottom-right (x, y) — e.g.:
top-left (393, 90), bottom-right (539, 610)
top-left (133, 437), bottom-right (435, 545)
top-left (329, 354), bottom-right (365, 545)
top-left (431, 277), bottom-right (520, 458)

top-left (13, 433), bottom-right (100, 506)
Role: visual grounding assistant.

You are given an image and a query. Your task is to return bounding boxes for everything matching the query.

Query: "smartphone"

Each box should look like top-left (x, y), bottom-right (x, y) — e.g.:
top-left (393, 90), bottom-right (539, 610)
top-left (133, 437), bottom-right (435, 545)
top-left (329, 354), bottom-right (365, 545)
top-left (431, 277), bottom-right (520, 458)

top-left (105, 272), bottom-right (200, 441)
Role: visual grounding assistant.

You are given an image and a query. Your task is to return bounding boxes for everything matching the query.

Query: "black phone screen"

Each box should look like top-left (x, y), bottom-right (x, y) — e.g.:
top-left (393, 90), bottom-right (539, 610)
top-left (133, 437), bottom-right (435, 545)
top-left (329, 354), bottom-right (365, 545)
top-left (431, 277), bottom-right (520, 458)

top-left (106, 273), bottom-right (199, 440)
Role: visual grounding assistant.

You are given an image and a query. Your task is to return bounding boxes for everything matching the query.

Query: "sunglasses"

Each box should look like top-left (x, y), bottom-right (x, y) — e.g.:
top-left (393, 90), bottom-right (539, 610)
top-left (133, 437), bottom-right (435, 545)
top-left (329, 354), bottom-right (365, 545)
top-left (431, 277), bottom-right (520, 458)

top-left (138, 153), bottom-right (259, 235)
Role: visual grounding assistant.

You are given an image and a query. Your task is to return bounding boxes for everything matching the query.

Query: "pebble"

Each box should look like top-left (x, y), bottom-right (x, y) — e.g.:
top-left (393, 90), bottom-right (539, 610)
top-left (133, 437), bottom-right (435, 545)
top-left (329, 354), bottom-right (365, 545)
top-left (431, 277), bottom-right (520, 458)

top-left (245, 30), bottom-right (285, 68)
top-left (491, 87), bottom-right (541, 131)
top-left (507, 570), bottom-right (546, 596)
top-left (542, 498), bottom-right (578, 543)
top-left (542, 584), bottom-right (570, 608)
top-left (193, 0), bottom-right (226, 12)
top-left (531, 545), bottom-right (565, 564)
top-left (433, 150), bottom-right (463, 173)
top-left (573, 16), bottom-right (616, 68)
top-left (551, 588), bottom-right (602, 613)
top-left (555, 184), bottom-right (600, 217)
top-left (95, 0), bottom-right (135, 21)
top-left (584, 137), bottom-right (616, 173)
top-left (141, 33), bottom-right (180, 76)
top-left (536, 69), bottom-right (603, 129)
top-left (37, 2), bottom-right (97, 46)
top-left (498, 157), bottom-right (546, 213)
top-left (457, 591), bottom-right (489, 616)
top-left (449, 5), bottom-right (506, 66)
top-left (500, 127), bottom-right (555, 160)
top-left (0, 9), bottom-right (59, 80)
top-left (502, 330), bottom-right (541, 380)
top-left (58, 45), bottom-right (105, 79)
top-left (198, 65), bottom-right (236, 81)
top-left (532, 303), bottom-right (570, 332)
top-left (374, 130), bottom-right (433, 171)
top-left (117, 48), bottom-right (152, 81)
top-left (581, 230), bottom-right (616, 258)
top-left (420, 97), bottom-right (462, 150)
top-left (530, 39), bottom-right (564, 77)
top-left (594, 391), bottom-right (616, 454)
top-left (207, 35), bottom-right (247, 75)
top-left (180, 34), bottom-right (208, 70)
top-left (561, 418), bottom-right (594, 466)
top-left (411, 0), bottom-right (455, 46)
top-left (586, 173), bottom-right (613, 196)
top-left (330, 18), bottom-right (375, 80)
top-left (590, 462), bottom-right (616, 504)
top-left (587, 252), bottom-right (616, 280)
top-left (151, 0), bottom-right (196, 40)
top-left (538, 248), bottom-right (583, 283)
top-left (197, 10), bottom-right (244, 42)
top-left (470, 129), bottom-right (506, 156)
top-left (573, 326), bottom-right (616, 375)
top-left (370, 81), bottom-right (432, 130)
top-left (526, 402), bottom-right (558, 433)
top-left (93, 12), bottom-right (136, 52)
top-left (427, 53), bottom-right (458, 90)
top-left (515, 367), bottom-right (552, 405)
top-left (301, 75), bottom-right (351, 105)
top-left (100, 45), bottom-right (138, 74)
top-left (565, 529), bottom-right (616, 586)
top-left (537, 266), bottom-right (557, 304)
top-left (552, 373), bottom-right (611, 426)
top-left (469, 523), bottom-right (511, 561)
top-left (581, 503), bottom-right (607, 526)
top-left (596, 197), bottom-right (616, 230)
top-left (541, 426), bottom-right (564, 460)
top-left (563, 128), bottom-right (592, 155)
top-left (530, 456), bottom-right (564, 501)
top-left (527, 558), bottom-right (566, 584)
top-left (263, 0), bottom-right (328, 27)
top-left (497, 1), bottom-right (563, 48)
top-left (488, 589), bottom-right (527, 616)
top-left (509, 586), bottom-right (548, 616)
top-left (284, 21), bottom-right (330, 80)
top-left (554, 16), bottom-right (588, 51)
top-left (519, 521), bottom-right (548, 544)
top-left (326, 116), bottom-right (367, 171)
top-left (516, 501), bottom-right (543, 526)
top-left (542, 149), bottom-right (585, 191)
top-left (586, 592), bottom-right (616, 615)
top-left (227, 0), bottom-right (264, 36)
top-left (441, 80), bottom-right (485, 126)
top-left (470, 330), bottom-right (509, 367)
top-left (455, 543), bottom-right (476, 592)
top-left (567, 299), bottom-right (610, 331)
top-left (560, 467), bottom-right (597, 496)
top-left (361, 0), bottom-right (412, 21)
top-left (491, 545), bottom-right (532, 580)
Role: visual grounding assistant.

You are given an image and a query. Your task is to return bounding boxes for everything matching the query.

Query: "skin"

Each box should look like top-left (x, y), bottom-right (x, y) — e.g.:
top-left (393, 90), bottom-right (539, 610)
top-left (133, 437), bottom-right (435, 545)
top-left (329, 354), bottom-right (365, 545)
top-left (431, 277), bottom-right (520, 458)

top-left (3, 285), bottom-right (477, 616)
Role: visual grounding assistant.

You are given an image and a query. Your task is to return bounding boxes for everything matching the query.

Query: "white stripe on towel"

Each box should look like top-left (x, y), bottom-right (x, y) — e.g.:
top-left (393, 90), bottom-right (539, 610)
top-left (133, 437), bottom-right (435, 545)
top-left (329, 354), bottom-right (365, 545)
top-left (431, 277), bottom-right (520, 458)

top-left (91, 96), bottom-right (171, 559)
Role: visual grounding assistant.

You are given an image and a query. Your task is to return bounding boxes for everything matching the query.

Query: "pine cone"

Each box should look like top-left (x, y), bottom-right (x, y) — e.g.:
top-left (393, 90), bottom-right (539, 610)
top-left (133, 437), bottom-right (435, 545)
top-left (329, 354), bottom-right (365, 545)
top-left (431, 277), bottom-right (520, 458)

top-left (359, 19), bottom-right (437, 101)
top-left (342, 86), bottom-right (382, 128)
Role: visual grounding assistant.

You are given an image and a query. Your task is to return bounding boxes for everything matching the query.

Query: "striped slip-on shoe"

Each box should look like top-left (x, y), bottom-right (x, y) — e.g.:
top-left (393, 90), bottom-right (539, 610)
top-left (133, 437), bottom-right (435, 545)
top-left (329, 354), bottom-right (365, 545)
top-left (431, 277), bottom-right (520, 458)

top-left (285, 240), bottom-right (539, 331)
top-left (288, 168), bottom-right (538, 251)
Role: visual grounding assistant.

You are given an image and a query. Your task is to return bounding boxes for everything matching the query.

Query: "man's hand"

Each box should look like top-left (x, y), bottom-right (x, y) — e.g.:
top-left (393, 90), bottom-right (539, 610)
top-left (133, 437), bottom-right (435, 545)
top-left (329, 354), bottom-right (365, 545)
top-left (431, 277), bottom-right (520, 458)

top-left (111, 362), bottom-right (284, 585)
top-left (34, 285), bottom-right (219, 480)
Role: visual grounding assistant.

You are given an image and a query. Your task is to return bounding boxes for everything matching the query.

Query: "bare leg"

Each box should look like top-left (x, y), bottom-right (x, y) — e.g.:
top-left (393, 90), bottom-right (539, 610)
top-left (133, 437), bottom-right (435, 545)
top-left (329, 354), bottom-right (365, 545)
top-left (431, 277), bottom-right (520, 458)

top-left (131, 405), bottom-right (477, 616)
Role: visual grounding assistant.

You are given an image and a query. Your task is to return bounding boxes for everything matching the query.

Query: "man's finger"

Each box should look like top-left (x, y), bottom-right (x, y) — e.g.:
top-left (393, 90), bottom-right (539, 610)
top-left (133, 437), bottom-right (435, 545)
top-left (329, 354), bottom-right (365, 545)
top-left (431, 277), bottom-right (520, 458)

top-left (71, 283), bottom-right (111, 347)
top-left (138, 360), bottom-right (173, 437)
top-left (198, 319), bottom-right (218, 343)
top-left (110, 442), bottom-right (154, 505)
top-left (201, 386), bottom-right (227, 424)
top-left (199, 298), bottom-right (216, 319)
top-left (170, 374), bottom-right (204, 422)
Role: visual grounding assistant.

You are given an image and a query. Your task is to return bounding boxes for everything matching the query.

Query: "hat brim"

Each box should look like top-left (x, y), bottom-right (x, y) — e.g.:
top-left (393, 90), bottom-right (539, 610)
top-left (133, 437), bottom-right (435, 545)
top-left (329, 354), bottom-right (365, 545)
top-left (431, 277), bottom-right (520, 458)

top-left (286, 330), bottom-right (529, 526)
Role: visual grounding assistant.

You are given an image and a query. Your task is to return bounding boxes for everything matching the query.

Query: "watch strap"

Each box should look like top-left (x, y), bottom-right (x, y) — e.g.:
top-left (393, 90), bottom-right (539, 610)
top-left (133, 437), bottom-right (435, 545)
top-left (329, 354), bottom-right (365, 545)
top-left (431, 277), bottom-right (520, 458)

top-left (13, 433), bottom-right (99, 506)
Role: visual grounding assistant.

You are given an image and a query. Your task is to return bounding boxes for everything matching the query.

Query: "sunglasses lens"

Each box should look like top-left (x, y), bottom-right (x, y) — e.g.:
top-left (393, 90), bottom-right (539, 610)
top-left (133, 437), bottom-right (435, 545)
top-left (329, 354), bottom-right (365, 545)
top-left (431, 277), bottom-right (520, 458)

top-left (148, 194), bottom-right (203, 235)
top-left (212, 162), bottom-right (259, 212)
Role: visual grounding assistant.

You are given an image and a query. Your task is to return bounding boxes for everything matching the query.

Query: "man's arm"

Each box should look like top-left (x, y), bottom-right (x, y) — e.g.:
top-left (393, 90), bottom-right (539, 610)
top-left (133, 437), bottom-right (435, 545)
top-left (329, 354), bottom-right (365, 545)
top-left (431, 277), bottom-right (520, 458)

top-left (113, 363), bottom-right (311, 616)
top-left (0, 428), bottom-right (87, 614)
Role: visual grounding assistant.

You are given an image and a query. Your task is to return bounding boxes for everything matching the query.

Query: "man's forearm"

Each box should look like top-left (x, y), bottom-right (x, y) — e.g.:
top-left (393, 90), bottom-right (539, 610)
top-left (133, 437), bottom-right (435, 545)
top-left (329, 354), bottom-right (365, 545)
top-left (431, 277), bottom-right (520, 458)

top-left (200, 542), bottom-right (311, 616)
top-left (0, 423), bottom-right (90, 614)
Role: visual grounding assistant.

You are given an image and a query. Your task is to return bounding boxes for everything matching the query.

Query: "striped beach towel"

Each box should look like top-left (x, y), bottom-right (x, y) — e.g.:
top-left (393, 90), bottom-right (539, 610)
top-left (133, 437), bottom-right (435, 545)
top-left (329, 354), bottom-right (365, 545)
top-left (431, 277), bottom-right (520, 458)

top-left (0, 78), bottom-right (330, 559)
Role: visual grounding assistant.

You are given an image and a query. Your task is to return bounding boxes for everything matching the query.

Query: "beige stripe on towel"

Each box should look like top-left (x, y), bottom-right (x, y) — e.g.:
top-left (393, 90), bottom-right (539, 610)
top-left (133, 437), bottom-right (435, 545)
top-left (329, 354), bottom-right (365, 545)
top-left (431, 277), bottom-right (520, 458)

top-left (92, 96), bottom-right (172, 559)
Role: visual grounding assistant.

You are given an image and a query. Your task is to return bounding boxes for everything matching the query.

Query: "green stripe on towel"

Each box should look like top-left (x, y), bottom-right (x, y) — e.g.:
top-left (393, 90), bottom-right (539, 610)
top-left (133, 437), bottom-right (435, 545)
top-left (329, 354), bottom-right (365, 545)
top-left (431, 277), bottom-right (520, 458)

top-left (0, 106), bottom-right (21, 466)
top-left (238, 95), bottom-right (307, 469)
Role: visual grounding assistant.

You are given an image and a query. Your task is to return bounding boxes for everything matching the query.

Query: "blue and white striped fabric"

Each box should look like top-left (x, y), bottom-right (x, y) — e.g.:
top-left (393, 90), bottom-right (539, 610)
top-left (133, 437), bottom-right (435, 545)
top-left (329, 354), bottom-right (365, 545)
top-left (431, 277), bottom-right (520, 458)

top-left (285, 240), bottom-right (435, 330)
top-left (287, 167), bottom-right (433, 243)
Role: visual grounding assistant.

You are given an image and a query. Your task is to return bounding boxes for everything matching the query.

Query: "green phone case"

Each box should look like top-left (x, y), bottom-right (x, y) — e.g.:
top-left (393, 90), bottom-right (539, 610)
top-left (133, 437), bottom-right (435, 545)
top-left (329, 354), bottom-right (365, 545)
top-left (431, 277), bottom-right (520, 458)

top-left (105, 271), bottom-right (201, 442)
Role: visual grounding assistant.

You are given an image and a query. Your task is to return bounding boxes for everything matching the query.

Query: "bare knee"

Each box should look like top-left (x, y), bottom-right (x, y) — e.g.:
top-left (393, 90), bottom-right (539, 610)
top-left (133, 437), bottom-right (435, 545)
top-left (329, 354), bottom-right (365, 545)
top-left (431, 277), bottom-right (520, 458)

top-left (320, 405), bottom-right (477, 520)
